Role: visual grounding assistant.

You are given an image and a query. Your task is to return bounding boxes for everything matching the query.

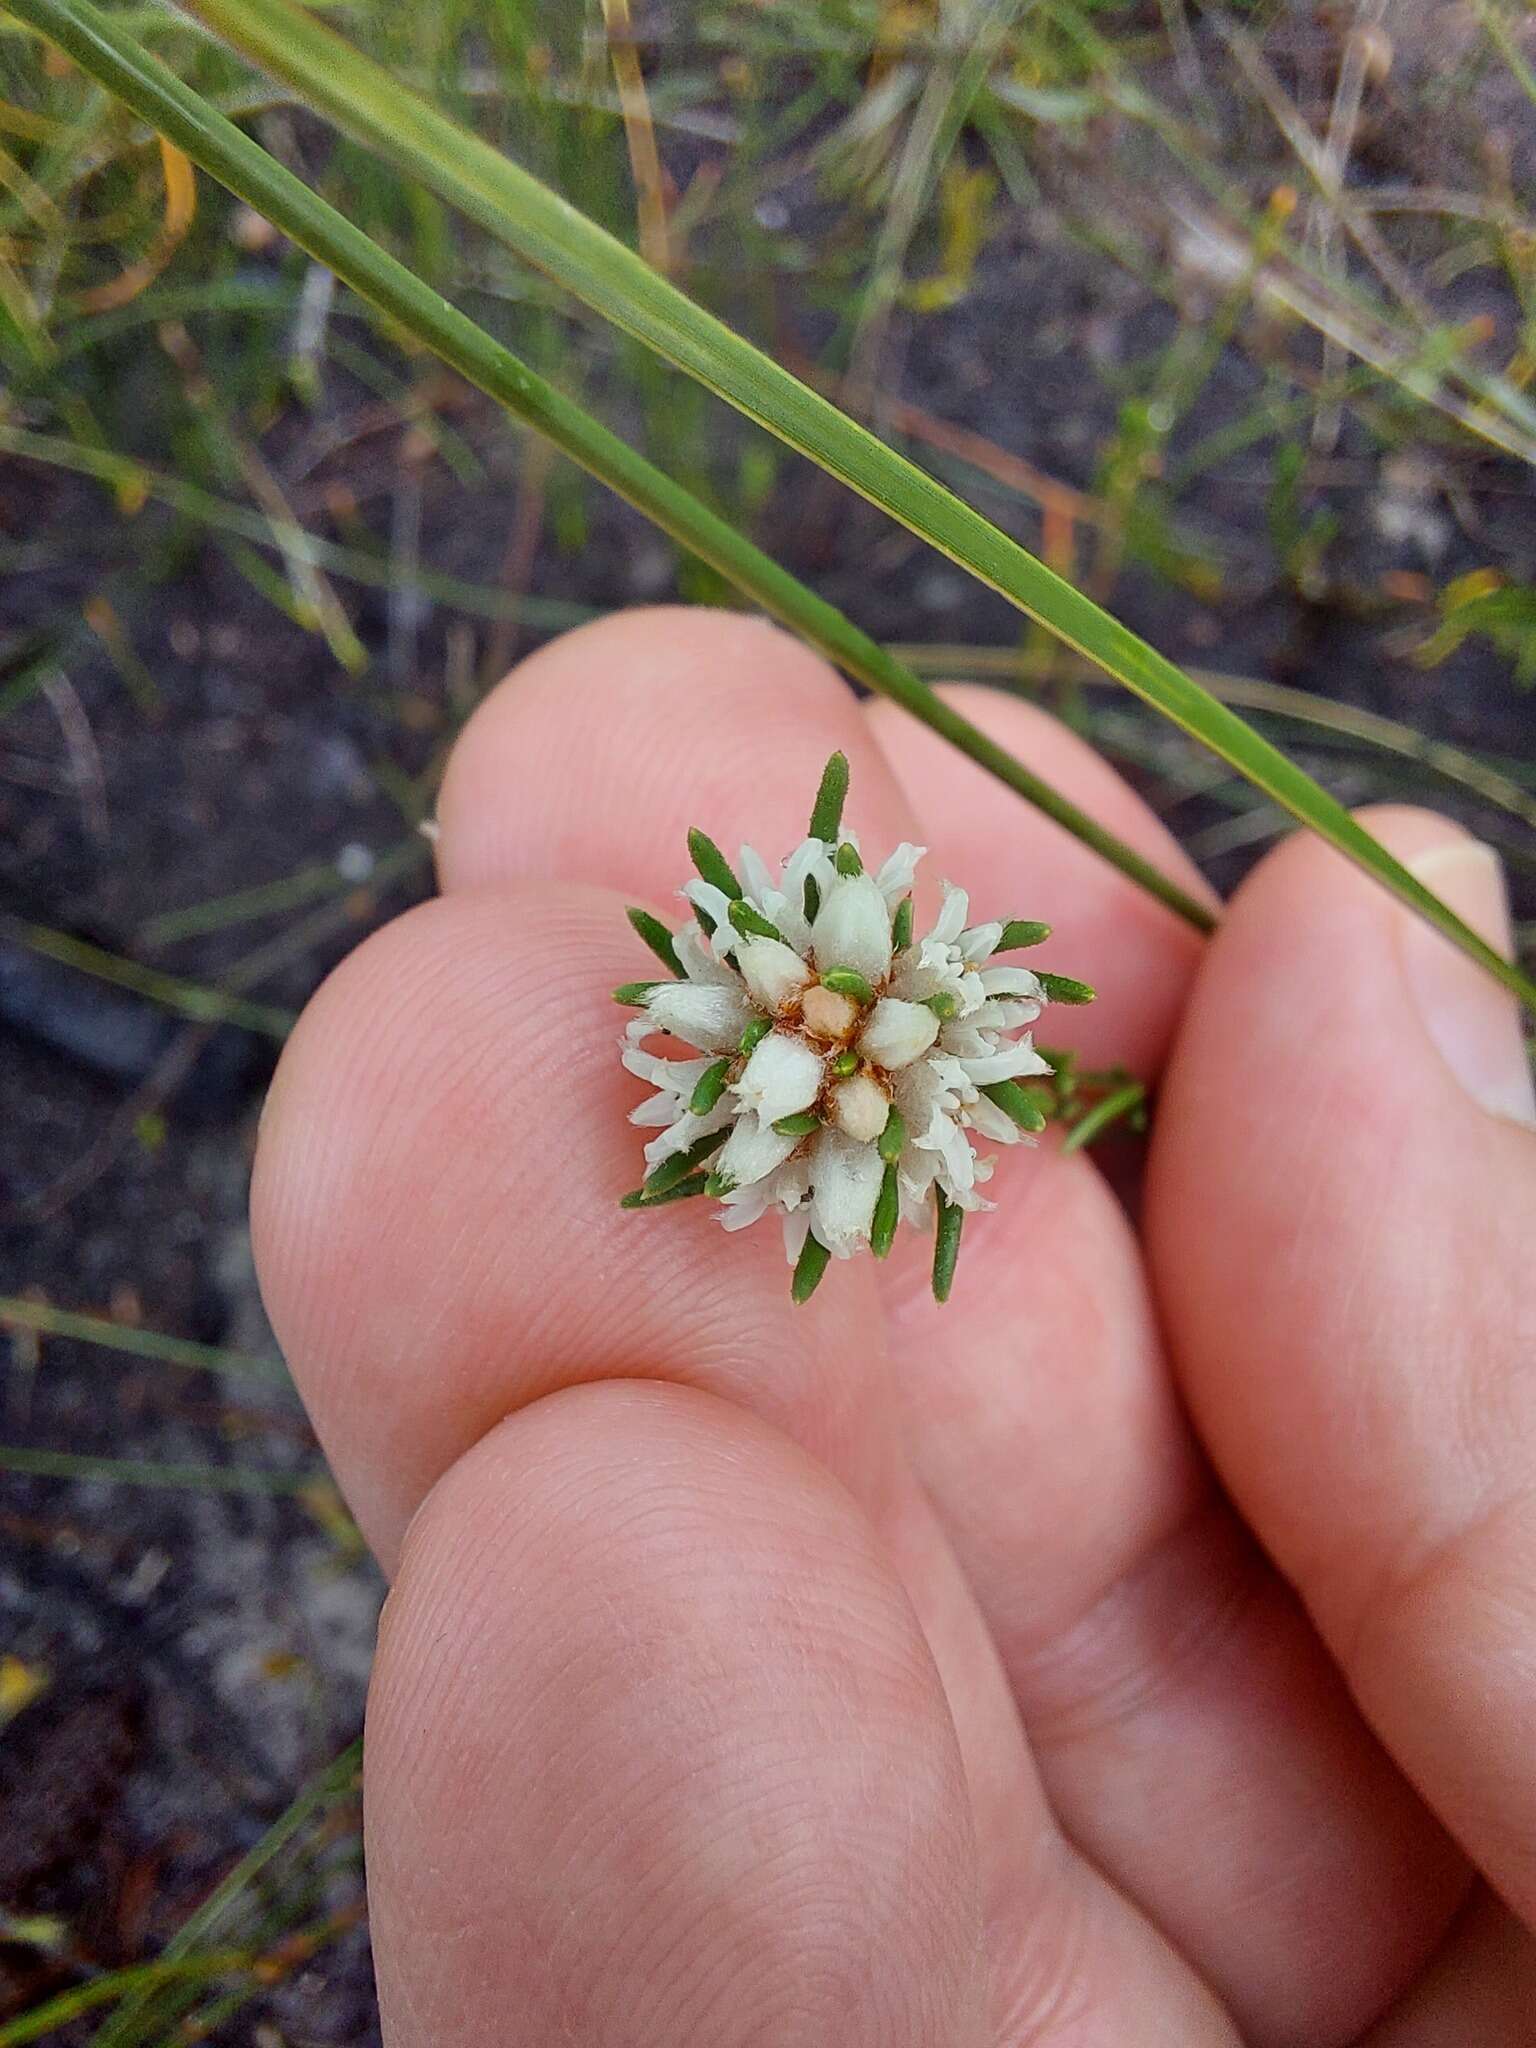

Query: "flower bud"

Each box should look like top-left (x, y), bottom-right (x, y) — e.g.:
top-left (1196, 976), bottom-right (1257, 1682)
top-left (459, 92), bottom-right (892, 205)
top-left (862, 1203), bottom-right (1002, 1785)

top-left (646, 981), bottom-right (755, 1052)
top-left (857, 997), bottom-right (939, 1072)
top-left (800, 983), bottom-right (860, 1042)
top-left (829, 1073), bottom-right (889, 1144)
top-left (735, 936), bottom-right (811, 1012)
top-left (811, 873), bottom-right (893, 985)
top-left (732, 1028), bottom-right (824, 1124)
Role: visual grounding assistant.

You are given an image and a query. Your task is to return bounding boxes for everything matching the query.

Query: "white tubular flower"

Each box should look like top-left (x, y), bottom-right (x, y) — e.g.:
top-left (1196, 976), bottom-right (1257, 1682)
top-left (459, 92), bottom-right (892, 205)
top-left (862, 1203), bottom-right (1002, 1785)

top-left (736, 936), bottom-right (811, 1012)
top-left (617, 751), bottom-right (1099, 1304)
top-left (857, 997), bottom-right (938, 1071)
top-left (733, 1029), bottom-right (823, 1124)
top-left (811, 872), bottom-right (893, 985)
top-left (644, 980), bottom-right (755, 1052)
top-left (828, 1072), bottom-right (889, 1143)
top-left (716, 1113), bottom-right (798, 1193)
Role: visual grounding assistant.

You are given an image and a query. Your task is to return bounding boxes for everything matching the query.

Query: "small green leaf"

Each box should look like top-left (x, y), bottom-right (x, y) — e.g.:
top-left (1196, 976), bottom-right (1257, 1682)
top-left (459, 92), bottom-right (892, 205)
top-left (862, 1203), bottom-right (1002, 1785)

top-left (687, 827), bottom-right (741, 900)
top-left (870, 1163), bottom-right (899, 1258)
top-left (803, 874), bottom-right (821, 923)
top-left (791, 1231), bottom-right (832, 1304)
top-left (833, 841), bottom-right (863, 877)
top-left (878, 1104), bottom-right (906, 1164)
top-left (703, 1168), bottom-right (738, 1198)
top-left (626, 906), bottom-right (682, 975)
top-left (830, 1048), bottom-right (859, 1077)
top-left (891, 896), bottom-right (913, 952)
top-left (728, 898), bottom-right (782, 943)
top-left (932, 1191), bottom-right (964, 1303)
top-left (809, 751), bottom-right (850, 843)
top-left (996, 919), bottom-right (1051, 951)
top-left (620, 1171), bottom-right (709, 1209)
top-left (821, 966), bottom-right (874, 1003)
top-left (613, 980), bottom-right (663, 1006)
top-left (642, 1127), bottom-right (729, 1196)
top-left (688, 1058), bottom-right (732, 1116)
top-left (739, 1015), bottom-right (773, 1056)
top-left (1036, 971), bottom-right (1096, 1006)
top-left (923, 990), bottom-right (959, 1021)
top-left (982, 1079), bottom-right (1048, 1132)
top-left (772, 1110), bottom-right (821, 1135)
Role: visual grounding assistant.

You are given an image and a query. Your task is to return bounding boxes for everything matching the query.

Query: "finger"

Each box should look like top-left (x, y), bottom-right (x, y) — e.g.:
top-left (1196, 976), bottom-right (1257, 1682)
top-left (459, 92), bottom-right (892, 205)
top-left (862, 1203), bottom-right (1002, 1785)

top-left (436, 605), bottom-right (924, 915)
top-left (863, 685), bottom-right (1216, 1074)
top-left (1357, 1890), bottom-right (1536, 2048)
top-left (1148, 808), bottom-right (1536, 1923)
top-left (863, 703), bottom-right (1467, 2043)
top-left (366, 1379), bottom-right (989, 2047)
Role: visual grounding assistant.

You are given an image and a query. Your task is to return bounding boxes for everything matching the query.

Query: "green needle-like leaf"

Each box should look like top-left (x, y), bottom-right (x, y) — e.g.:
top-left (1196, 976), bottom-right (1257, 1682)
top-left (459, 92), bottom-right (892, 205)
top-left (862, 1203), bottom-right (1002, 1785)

top-left (645, 1129), bottom-right (728, 1193)
top-left (878, 1105), bottom-right (907, 1164)
top-left (1037, 972), bottom-right (1097, 1006)
top-left (996, 920), bottom-right (1052, 951)
top-left (808, 752), bottom-right (849, 843)
top-left (626, 906), bottom-right (682, 976)
top-left (620, 1172), bottom-right (710, 1210)
top-left (728, 898), bottom-right (782, 943)
top-left (612, 980), bottom-right (664, 1007)
top-left (891, 897), bottom-right (914, 952)
top-left (687, 828), bottom-right (741, 900)
top-left (870, 1164), bottom-right (900, 1259)
top-left (176, 0), bottom-right (1536, 1017)
top-left (771, 1111), bottom-right (821, 1136)
top-left (982, 1079), bottom-right (1049, 1133)
top-left (833, 841), bottom-right (864, 877)
top-left (739, 1016), bottom-right (773, 1056)
top-left (688, 1058), bottom-right (732, 1117)
top-left (932, 1192), bottom-right (965, 1304)
top-left (791, 1231), bottom-right (832, 1305)
top-left (829, 1049), bottom-right (859, 1076)
top-left (821, 966), bottom-right (874, 1002)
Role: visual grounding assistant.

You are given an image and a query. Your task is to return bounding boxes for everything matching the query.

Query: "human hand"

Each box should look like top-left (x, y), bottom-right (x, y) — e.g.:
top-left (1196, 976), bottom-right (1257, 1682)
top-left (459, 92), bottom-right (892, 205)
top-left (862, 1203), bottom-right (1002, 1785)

top-left (252, 608), bottom-right (1536, 2046)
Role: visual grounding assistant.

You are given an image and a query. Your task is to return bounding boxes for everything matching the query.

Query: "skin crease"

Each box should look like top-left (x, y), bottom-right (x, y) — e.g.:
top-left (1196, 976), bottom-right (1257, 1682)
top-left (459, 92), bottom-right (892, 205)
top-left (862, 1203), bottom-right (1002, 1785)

top-left (252, 608), bottom-right (1536, 2047)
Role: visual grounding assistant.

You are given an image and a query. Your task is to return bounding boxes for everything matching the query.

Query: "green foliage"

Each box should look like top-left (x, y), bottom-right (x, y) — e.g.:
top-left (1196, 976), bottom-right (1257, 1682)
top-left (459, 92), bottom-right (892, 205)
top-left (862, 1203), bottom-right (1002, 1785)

top-left (1418, 571), bottom-right (1536, 690)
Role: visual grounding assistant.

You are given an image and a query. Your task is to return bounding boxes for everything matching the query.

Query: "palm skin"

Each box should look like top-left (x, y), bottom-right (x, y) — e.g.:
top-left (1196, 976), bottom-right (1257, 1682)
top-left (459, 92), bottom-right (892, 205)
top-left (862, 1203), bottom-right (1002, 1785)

top-left (253, 608), bottom-right (1536, 2046)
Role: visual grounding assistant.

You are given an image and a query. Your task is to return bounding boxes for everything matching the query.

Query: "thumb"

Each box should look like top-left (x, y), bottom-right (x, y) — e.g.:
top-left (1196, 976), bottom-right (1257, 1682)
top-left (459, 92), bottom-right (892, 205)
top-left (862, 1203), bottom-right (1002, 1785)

top-left (1147, 808), bottom-right (1536, 1922)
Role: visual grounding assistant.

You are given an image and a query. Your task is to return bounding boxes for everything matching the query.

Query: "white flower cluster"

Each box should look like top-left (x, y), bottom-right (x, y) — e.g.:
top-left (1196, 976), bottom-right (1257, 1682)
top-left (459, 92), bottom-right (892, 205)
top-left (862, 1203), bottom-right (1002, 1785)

top-left (618, 757), bottom-right (1088, 1301)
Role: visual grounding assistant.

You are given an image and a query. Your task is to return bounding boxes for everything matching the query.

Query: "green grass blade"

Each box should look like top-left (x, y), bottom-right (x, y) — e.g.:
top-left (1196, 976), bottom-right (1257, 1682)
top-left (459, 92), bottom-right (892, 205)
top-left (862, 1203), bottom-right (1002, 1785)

top-left (90, 1736), bottom-right (362, 2048)
top-left (0, 1296), bottom-right (287, 1382)
top-left (0, 1445), bottom-right (319, 1492)
top-left (177, 0), bottom-right (1536, 1014)
top-left (0, 0), bottom-right (1209, 935)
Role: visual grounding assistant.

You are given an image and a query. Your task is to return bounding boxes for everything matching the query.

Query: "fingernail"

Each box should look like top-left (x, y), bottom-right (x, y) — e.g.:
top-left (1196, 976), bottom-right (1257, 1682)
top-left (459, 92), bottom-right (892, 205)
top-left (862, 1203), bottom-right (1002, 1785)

top-left (1399, 838), bottom-right (1535, 1128)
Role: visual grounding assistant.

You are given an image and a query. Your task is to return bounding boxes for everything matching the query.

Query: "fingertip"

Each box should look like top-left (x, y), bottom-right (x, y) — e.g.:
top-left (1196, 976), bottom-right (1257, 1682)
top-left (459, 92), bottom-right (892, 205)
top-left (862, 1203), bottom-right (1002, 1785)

top-left (437, 605), bottom-right (903, 897)
top-left (367, 1380), bottom-right (986, 2048)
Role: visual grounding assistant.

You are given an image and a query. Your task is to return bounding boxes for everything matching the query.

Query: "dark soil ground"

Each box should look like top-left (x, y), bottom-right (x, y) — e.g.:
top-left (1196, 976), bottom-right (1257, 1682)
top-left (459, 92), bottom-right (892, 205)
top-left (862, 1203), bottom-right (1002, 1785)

top-left (3, 69), bottom-right (1535, 2040)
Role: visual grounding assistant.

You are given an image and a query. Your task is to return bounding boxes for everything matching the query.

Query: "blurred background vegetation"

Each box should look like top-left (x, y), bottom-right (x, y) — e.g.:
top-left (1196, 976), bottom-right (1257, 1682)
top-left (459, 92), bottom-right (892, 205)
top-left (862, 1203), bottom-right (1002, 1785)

top-left (2, 0), bottom-right (1534, 2039)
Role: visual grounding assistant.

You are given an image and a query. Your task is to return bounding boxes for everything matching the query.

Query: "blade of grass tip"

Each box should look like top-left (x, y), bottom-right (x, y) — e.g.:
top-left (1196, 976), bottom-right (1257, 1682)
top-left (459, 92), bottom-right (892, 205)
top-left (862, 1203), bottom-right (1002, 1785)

top-left (177, 0), bottom-right (1536, 1014)
top-left (0, 915), bottom-right (295, 1038)
top-left (0, 1296), bottom-right (288, 1383)
top-left (5, 0), bottom-right (1210, 942)
top-left (0, 1446), bottom-right (319, 1493)
top-left (0, 1953), bottom-right (249, 2047)
top-left (91, 1735), bottom-right (363, 2048)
